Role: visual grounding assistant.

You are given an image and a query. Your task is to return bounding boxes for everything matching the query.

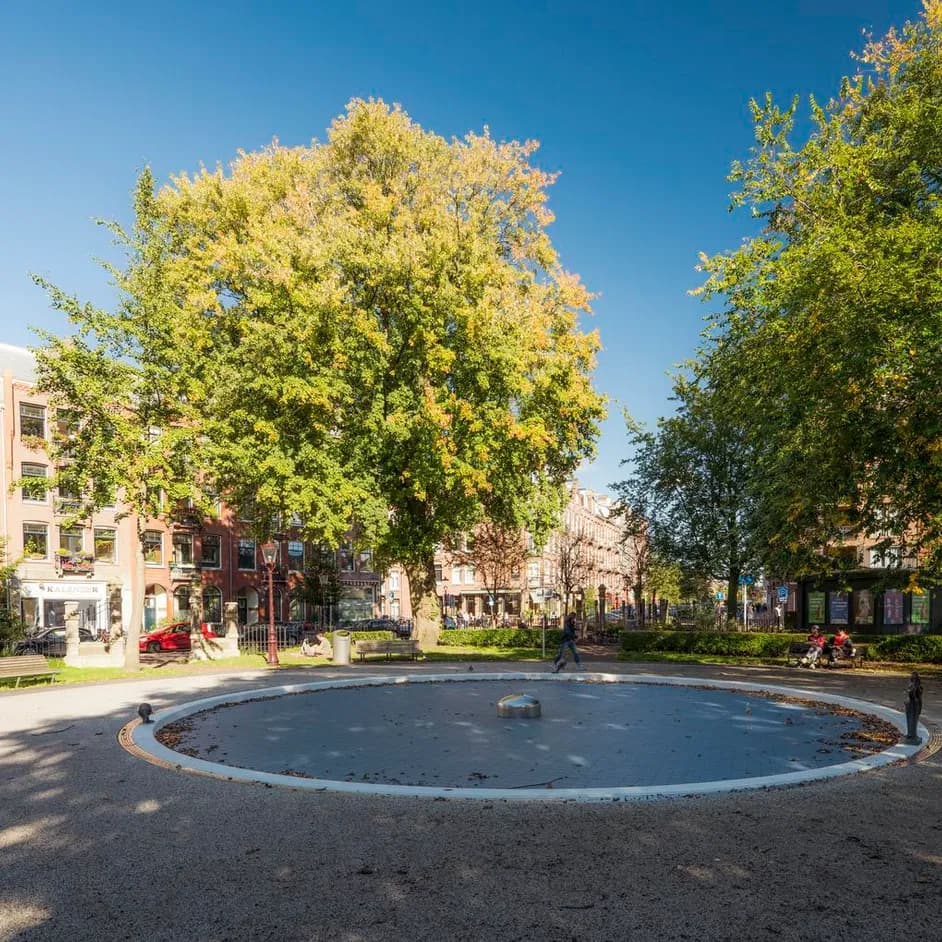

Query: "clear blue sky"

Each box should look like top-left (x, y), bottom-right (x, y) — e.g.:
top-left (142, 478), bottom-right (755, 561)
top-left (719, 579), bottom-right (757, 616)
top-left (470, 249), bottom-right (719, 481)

top-left (0, 0), bottom-right (919, 492)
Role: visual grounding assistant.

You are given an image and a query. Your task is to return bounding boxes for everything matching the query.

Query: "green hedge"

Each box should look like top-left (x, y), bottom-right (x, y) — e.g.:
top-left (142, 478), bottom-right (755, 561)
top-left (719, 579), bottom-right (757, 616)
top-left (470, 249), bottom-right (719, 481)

top-left (620, 631), bottom-right (800, 658)
top-left (439, 628), bottom-right (562, 648)
top-left (870, 634), bottom-right (942, 663)
top-left (327, 630), bottom-right (395, 643)
top-left (620, 630), bottom-right (942, 663)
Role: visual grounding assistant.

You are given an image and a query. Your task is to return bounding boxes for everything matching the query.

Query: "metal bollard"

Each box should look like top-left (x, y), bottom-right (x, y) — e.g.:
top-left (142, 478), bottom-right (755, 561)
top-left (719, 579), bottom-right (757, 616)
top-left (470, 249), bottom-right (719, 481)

top-left (904, 671), bottom-right (923, 745)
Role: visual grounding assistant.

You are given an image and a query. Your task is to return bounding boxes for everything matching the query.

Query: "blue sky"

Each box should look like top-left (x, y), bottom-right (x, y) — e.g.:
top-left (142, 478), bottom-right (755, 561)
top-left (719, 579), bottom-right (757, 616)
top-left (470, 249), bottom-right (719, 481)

top-left (0, 0), bottom-right (919, 491)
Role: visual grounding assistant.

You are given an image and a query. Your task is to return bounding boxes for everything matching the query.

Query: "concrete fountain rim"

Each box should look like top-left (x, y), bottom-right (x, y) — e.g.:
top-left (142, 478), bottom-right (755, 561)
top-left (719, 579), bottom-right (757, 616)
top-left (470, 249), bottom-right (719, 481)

top-left (125, 671), bottom-right (928, 802)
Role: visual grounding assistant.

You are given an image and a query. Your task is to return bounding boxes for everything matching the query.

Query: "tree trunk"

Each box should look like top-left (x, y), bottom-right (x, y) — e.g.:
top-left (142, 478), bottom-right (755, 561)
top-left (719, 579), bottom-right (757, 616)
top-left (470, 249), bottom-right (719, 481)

top-left (726, 570), bottom-right (740, 631)
top-left (125, 528), bottom-right (144, 671)
top-left (405, 557), bottom-right (442, 650)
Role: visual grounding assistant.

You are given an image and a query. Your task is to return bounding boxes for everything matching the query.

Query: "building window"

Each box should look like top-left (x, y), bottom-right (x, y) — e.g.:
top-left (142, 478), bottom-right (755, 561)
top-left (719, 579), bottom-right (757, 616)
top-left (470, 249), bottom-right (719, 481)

top-left (358, 548), bottom-right (373, 570)
top-left (389, 570), bottom-right (400, 591)
top-left (21, 463), bottom-right (48, 502)
top-left (238, 539), bottom-right (256, 570)
top-left (23, 522), bottom-right (48, 558)
top-left (339, 544), bottom-right (354, 571)
top-left (201, 534), bottom-right (221, 569)
top-left (94, 528), bottom-right (116, 562)
top-left (464, 567), bottom-right (475, 585)
top-left (143, 530), bottom-right (163, 565)
top-left (172, 533), bottom-right (194, 566)
top-left (174, 586), bottom-right (192, 619)
top-left (59, 526), bottom-right (84, 556)
top-left (289, 592), bottom-right (303, 621)
top-left (203, 586), bottom-right (222, 624)
top-left (435, 564), bottom-right (443, 582)
top-left (20, 403), bottom-right (46, 439)
top-left (528, 561), bottom-right (540, 585)
top-left (288, 541), bottom-right (304, 571)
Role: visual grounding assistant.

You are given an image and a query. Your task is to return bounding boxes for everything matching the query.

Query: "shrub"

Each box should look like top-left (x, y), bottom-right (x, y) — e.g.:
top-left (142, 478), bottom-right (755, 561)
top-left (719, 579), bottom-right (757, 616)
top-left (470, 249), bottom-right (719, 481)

top-left (621, 631), bottom-right (803, 658)
top-left (328, 630), bottom-right (395, 643)
top-left (870, 634), bottom-right (942, 663)
top-left (438, 627), bottom-right (563, 648)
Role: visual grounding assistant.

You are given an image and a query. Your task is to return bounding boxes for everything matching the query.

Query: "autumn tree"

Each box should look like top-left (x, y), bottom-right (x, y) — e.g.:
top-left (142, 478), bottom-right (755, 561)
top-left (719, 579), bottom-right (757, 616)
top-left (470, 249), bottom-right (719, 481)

top-left (146, 99), bottom-right (605, 647)
top-left (696, 2), bottom-right (942, 577)
top-left (555, 529), bottom-right (593, 619)
top-left (444, 521), bottom-right (528, 626)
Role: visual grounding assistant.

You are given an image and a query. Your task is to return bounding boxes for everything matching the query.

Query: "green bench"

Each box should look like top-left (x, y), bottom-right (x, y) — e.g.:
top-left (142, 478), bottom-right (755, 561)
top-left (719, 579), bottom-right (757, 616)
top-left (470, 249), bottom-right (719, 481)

top-left (0, 654), bottom-right (60, 687)
top-left (354, 639), bottom-right (421, 662)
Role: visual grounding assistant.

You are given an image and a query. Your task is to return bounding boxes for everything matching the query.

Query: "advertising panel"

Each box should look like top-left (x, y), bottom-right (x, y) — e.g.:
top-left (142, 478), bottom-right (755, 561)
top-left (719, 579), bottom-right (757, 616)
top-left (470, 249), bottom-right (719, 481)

top-left (884, 590), bottom-right (904, 625)
top-left (807, 591), bottom-right (825, 624)
top-left (829, 592), bottom-right (849, 625)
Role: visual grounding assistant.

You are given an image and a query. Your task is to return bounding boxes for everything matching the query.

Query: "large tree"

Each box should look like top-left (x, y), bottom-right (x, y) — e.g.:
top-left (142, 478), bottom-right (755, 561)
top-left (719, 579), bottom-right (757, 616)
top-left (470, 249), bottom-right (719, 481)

top-left (695, 2), bottom-right (942, 577)
top-left (31, 172), bottom-right (211, 670)
top-left (37, 100), bottom-right (604, 649)
top-left (616, 376), bottom-right (761, 618)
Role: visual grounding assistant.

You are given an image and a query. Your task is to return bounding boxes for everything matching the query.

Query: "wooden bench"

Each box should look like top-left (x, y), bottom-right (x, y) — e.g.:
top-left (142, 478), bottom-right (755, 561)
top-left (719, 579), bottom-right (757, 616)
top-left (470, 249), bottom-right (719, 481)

top-left (786, 642), bottom-right (864, 669)
top-left (355, 639), bottom-right (421, 662)
top-left (0, 654), bottom-right (60, 687)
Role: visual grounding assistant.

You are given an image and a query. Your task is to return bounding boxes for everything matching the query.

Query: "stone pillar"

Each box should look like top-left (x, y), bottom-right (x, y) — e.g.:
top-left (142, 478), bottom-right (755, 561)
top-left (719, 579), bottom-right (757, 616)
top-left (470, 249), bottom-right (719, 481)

top-left (63, 604), bottom-right (81, 666)
top-left (188, 578), bottom-right (207, 660)
top-left (220, 601), bottom-right (240, 658)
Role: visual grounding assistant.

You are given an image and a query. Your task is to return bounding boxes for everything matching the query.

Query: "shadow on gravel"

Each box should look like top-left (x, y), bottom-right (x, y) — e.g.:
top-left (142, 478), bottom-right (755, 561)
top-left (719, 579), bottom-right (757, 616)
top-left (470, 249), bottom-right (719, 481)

top-left (0, 667), bottom-right (939, 941)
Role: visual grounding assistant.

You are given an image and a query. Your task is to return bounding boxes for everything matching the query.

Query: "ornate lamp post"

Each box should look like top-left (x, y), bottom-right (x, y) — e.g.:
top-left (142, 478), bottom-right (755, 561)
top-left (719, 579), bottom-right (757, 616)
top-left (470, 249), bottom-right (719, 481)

top-left (319, 571), bottom-right (329, 630)
top-left (260, 541), bottom-right (279, 666)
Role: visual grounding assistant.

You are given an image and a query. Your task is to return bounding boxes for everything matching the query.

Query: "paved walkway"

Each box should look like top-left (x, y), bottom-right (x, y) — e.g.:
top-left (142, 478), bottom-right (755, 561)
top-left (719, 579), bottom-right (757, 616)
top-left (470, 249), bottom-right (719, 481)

top-left (1, 661), bottom-right (939, 941)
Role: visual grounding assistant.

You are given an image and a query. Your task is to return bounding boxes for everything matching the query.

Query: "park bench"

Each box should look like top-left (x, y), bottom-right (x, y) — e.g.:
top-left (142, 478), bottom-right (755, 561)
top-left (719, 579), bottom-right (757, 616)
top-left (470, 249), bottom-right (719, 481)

top-left (786, 642), bottom-right (865, 669)
top-left (354, 639), bottom-right (421, 662)
top-left (0, 654), bottom-right (60, 687)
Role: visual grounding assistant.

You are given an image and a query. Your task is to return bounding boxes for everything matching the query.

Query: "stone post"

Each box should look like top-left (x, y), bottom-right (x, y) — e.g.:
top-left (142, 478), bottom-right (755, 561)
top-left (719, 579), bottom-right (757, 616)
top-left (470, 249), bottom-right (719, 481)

top-left (220, 601), bottom-right (240, 658)
top-left (188, 578), bottom-right (207, 660)
top-left (106, 581), bottom-right (126, 665)
top-left (63, 603), bottom-right (81, 666)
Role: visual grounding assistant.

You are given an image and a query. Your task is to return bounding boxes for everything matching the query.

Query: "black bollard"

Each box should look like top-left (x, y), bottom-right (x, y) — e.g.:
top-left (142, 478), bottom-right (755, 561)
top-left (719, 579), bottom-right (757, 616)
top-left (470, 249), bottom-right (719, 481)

top-left (904, 672), bottom-right (923, 745)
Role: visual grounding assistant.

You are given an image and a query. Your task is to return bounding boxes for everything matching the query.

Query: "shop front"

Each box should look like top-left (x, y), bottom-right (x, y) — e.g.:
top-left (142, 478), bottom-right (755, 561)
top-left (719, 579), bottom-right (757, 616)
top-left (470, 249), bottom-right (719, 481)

top-left (20, 580), bottom-right (110, 637)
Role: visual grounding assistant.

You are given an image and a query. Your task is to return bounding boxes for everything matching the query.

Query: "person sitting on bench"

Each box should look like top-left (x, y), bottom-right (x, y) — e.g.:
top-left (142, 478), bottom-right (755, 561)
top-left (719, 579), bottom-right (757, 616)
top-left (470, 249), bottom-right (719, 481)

top-left (803, 626), bottom-right (826, 667)
top-left (826, 628), bottom-right (853, 663)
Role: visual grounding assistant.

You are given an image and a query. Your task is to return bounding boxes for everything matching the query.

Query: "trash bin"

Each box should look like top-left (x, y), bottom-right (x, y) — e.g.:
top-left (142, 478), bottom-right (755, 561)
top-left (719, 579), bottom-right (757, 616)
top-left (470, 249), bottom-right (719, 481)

top-left (332, 630), bottom-right (351, 666)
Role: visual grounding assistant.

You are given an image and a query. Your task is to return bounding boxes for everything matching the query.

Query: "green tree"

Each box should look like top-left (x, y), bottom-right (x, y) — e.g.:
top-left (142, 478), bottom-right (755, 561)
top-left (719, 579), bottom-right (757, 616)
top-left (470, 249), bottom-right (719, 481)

top-left (615, 377), bottom-right (761, 616)
top-left (696, 2), bottom-right (942, 577)
top-left (31, 170), bottom-right (212, 670)
top-left (148, 99), bottom-right (605, 646)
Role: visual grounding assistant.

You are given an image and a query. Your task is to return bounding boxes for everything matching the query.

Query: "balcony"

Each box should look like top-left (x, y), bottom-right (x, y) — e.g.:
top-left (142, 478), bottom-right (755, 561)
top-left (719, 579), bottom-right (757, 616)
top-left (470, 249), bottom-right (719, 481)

top-left (57, 552), bottom-right (94, 575)
top-left (170, 562), bottom-right (201, 581)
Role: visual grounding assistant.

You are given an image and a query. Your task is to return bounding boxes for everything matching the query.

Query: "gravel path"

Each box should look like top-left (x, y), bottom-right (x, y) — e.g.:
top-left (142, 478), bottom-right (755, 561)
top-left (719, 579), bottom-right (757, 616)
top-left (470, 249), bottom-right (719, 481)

top-left (1, 661), bottom-right (938, 941)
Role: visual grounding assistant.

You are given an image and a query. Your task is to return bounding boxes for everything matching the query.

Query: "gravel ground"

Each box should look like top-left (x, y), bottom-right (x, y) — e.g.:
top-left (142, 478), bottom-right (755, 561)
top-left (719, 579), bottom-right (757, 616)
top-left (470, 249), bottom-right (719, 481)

top-left (0, 661), bottom-right (938, 942)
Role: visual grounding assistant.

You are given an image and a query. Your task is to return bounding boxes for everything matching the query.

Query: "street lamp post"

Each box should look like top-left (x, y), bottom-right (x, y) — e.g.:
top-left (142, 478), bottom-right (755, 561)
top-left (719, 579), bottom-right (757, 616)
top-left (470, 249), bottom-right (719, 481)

top-left (260, 541), bottom-right (279, 666)
top-left (319, 572), bottom-right (329, 631)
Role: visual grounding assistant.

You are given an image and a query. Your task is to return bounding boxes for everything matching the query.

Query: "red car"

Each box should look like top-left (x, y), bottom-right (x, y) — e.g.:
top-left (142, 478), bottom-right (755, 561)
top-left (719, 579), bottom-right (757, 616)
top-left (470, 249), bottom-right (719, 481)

top-left (139, 622), bottom-right (219, 654)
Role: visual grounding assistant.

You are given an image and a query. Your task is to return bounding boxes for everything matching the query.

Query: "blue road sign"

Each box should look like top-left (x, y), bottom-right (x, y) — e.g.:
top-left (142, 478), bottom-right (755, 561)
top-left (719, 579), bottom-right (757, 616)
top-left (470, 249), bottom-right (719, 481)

top-left (738, 576), bottom-right (754, 586)
top-left (777, 586), bottom-right (789, 602)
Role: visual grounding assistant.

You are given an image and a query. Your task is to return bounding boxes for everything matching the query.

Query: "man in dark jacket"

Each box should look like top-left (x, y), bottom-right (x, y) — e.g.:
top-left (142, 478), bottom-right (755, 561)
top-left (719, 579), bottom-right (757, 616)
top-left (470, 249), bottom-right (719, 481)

top-left (553, 612), bottom-right (583, 672)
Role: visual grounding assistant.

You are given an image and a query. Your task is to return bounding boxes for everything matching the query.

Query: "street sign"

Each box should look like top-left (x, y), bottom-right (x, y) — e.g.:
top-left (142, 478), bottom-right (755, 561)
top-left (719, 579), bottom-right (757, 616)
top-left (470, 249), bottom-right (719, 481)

top-left (738, 576), bottom-right (754, 586)
top-left (715, 592), bottom-right (725, 601)
top-left (777, 586), bottom-right (789, 602)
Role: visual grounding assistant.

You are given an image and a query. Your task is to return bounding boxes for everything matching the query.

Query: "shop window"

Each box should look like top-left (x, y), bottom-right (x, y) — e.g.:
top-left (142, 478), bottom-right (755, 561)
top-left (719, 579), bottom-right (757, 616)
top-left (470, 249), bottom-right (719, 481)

top-left (19, 403), bottom-right (45, 439)
top-left (23, 522), bottom-right (48, 558)
top-left (201, 534), bottom-right (221, 569)
top-left (94, 528), bottom-right (116, 562)
top-left (21, 463), bottom-right (48, 502)
top-left (143, 530), bottom-right (163, 565)
top-left (238, 539), bottom-right (256, 570)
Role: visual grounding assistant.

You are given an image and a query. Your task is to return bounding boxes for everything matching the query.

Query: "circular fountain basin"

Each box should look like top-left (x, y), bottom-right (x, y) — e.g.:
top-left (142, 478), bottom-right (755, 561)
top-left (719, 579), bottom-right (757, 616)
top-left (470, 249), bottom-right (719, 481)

top-left (129, 673), bottom-right (925, 801)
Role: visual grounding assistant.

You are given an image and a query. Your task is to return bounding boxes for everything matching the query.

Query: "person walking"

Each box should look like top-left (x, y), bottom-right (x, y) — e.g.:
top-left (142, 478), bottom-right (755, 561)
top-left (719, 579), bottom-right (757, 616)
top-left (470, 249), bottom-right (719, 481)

top-left (553, 612), bottom-right (583, 672)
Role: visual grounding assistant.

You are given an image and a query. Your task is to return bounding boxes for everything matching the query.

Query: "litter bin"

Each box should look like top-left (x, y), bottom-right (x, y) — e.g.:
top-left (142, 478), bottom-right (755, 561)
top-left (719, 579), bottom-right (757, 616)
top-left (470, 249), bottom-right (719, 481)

top-left (332, 630), bottom-right (351, 666)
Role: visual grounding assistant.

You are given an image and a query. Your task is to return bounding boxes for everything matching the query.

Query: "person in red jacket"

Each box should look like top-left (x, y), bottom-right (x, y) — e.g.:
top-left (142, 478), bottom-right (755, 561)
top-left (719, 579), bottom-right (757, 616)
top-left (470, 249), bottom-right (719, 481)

top-left (803, 626), bottom-right (826, 668)
top-left (827, 628), bottom-right (853, 663)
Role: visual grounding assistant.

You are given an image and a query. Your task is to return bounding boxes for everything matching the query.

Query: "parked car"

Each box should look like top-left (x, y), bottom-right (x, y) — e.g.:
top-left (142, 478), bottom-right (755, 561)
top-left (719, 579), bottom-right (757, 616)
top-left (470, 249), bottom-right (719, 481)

top-left (140, 622), bottom-right (219, 654)
top-left (238, 621), bottom-right (303, 647)
top-left (363, 617), bottom-right (408, 637)
top-left (15, 626), bottom-right (95, 657)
